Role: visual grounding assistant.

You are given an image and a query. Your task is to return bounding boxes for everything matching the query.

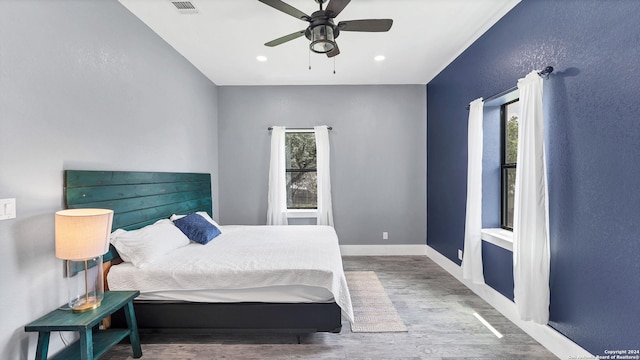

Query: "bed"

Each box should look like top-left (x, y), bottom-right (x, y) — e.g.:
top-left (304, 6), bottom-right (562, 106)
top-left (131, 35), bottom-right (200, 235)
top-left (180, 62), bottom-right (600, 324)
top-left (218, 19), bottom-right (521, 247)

top-left (64, 170), bottom-right (352, 334)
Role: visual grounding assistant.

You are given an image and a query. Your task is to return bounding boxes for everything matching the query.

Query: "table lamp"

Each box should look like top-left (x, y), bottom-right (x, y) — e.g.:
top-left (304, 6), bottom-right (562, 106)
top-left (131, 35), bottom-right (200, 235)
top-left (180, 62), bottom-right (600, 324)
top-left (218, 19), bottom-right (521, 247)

top-left (55, 208), bottom-right (113, 312)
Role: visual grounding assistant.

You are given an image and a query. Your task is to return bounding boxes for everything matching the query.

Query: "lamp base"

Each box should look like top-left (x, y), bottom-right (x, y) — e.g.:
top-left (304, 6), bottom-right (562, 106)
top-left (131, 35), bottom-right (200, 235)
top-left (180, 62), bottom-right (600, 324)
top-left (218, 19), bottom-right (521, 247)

top-left (66, 255), bottom-right (105, 313)
top-left (71, 296), bottom-right (102, 313)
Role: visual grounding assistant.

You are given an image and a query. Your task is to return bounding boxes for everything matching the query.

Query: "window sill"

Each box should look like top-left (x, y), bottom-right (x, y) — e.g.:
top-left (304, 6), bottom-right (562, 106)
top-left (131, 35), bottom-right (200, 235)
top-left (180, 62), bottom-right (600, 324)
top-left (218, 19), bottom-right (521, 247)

top-left (286, 209), bottom-right (317, 219)
top-left (481, 228), bottom-right (513, 252)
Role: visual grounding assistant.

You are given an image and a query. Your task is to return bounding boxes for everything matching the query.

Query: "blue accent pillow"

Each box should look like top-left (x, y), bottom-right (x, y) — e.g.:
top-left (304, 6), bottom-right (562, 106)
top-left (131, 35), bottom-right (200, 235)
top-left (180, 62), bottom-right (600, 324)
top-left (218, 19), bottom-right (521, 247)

top-left (172, 213), bottom-right (221, 245)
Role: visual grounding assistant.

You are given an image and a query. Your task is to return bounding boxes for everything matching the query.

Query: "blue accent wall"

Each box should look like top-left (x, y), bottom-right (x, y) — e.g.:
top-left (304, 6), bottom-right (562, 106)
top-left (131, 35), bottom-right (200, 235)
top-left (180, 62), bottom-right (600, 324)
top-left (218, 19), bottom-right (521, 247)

top-left (482, 242), bottom-right (514, 301)
top-left (427, 0), bottom-right (640, 355)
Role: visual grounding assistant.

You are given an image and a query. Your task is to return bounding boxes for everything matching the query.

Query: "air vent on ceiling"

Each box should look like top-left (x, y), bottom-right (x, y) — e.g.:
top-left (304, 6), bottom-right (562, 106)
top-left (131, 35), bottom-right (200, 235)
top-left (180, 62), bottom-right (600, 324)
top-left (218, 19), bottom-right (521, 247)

top-left (171, 1), bottom-right (199, 14)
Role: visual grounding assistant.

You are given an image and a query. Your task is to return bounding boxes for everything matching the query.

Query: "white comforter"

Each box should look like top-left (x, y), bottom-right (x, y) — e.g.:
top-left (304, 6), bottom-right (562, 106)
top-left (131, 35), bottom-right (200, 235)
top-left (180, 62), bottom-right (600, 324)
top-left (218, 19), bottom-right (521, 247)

top-left (107, 225), bottom-right (354, 322)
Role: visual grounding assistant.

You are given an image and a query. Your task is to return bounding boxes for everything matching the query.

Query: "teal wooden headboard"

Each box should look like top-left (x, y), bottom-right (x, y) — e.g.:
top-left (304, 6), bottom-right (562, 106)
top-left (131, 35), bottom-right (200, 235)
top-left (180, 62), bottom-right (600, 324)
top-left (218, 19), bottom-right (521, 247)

top-left (64, 170), bottom-right (212, 262)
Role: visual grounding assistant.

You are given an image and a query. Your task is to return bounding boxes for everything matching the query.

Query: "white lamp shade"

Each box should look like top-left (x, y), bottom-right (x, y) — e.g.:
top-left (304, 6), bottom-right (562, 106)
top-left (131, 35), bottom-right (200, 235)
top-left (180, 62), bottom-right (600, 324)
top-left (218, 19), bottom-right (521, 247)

top-left (55, 208), bottom-right (113, 260)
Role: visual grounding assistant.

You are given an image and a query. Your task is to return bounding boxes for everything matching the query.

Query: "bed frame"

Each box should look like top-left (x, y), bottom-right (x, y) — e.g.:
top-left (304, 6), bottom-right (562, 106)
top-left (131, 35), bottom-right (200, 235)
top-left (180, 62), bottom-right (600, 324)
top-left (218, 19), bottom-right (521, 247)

top-left (64, 170), bottom-right (342, 334)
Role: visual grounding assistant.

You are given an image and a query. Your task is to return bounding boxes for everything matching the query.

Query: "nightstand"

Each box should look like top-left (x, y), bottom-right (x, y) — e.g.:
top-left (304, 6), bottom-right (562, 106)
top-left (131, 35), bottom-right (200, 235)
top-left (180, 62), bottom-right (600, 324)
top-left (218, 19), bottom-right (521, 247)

top-left (24, 290), bottom-right (142, 360)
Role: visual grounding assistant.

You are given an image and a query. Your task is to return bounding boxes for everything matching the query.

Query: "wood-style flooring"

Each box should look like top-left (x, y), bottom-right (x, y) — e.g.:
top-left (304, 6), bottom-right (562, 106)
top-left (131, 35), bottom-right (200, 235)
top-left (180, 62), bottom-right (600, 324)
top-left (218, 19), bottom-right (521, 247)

top-left (101, 256), bottom-right (557, 359)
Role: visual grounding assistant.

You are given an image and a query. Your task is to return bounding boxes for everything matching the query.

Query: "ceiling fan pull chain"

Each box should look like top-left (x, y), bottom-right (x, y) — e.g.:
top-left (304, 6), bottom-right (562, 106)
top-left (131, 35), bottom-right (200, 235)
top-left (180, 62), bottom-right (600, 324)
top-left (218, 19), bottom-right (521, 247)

top-left (309, 49), bottom-right (312, 70)
top-left (333, 57), bottom-right (336, 74)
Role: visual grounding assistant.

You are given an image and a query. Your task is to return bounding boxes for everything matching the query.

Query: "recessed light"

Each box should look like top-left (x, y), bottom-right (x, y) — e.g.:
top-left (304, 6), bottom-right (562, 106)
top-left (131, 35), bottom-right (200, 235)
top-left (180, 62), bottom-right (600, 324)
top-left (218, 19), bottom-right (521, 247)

top-left (256, 55), bottom-right (268, 62)
top-left (374, 55), bottom-right (386, 62)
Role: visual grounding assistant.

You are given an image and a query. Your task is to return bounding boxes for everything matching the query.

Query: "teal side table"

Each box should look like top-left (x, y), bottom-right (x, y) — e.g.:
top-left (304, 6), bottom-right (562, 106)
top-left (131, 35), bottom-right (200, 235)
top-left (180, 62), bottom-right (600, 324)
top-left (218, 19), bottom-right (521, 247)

top-left (25, 290), bottom-right (142, 360)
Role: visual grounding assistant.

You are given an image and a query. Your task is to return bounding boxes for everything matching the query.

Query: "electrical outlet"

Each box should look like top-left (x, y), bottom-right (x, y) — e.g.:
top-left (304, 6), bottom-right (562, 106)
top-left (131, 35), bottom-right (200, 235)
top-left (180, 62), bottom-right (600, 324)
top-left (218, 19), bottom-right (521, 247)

top-left (382, 232), bottom-right (389, 240)
top-left (458, 249), bottom-right (463, 260)
top-left (0, 198), bottom-right (16, 220)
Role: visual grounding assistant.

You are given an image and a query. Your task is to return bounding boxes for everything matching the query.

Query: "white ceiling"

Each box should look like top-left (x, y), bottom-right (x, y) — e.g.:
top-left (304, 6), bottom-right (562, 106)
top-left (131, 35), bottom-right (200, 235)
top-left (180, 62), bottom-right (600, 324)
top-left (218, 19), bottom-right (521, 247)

top-left (118, 0), bottom-right (520, 86)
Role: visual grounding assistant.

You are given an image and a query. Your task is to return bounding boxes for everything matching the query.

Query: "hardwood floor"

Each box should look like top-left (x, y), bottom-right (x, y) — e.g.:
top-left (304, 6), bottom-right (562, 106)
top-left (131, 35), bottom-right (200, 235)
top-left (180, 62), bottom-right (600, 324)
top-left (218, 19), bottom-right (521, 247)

top-left (102, 256), bottom-right (557, 359)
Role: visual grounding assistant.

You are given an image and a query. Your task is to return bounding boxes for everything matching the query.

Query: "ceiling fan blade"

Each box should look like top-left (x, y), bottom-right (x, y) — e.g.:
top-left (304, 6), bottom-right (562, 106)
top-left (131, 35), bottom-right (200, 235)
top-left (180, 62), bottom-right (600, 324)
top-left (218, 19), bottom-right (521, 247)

top-left (325, 0), bottom-right (351, 18)
top-left (327, 43), bottom-right (340, 58)
top-left (338, 19), bottom-right (393, 32)
top-left (258, 0), bottom-right (311, 21)
top-left (264, 30), bottom-right (306, 47)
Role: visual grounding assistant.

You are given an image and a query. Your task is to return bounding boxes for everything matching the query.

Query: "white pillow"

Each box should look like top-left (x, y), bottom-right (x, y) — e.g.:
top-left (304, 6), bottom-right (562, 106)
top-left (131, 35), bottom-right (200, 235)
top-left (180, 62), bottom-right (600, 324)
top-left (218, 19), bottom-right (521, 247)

top-left (170, 211), bottom-right (223, 234)
top-left (110, 219), bottom-right (190, 268)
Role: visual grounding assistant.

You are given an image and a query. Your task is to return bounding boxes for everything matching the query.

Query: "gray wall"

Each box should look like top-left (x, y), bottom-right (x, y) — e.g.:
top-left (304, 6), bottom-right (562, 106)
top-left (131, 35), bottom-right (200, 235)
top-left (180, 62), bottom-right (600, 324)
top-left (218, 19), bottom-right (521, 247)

top-left (218, 85), bottom-right (426, 245)
top-left (0, 1), bottom-right (218, 358)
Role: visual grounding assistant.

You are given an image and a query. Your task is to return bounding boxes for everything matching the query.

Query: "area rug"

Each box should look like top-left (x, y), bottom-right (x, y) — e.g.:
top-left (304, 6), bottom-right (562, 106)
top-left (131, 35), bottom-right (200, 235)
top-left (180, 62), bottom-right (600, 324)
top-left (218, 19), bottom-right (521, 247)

top-left (345, 271), bottom-right (408, 333)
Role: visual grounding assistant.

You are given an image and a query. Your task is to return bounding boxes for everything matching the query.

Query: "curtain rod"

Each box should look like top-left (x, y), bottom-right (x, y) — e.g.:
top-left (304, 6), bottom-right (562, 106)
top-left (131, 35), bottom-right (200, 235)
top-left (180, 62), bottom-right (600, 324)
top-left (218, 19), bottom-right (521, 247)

top-left (267, 126), bottom-right (333, 131)
top-left (466, 66), bottom-right (553, 110)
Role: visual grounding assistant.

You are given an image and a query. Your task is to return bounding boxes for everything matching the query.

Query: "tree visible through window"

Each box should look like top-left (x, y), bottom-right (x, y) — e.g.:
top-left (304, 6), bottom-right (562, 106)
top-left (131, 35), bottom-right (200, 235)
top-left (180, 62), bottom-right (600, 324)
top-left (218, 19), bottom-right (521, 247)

top-left (285, 132), bottom-right (317, 209)
top-left (501, 99), bottom-right (520, 230)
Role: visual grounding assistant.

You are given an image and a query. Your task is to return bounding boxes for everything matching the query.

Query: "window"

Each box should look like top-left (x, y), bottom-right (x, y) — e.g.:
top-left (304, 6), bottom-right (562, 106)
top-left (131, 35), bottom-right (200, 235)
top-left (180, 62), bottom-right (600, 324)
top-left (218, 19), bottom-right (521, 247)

top-left (285, 131), bottom-right (317, 209)
top-left (501, 99), bottom-right (520, 230)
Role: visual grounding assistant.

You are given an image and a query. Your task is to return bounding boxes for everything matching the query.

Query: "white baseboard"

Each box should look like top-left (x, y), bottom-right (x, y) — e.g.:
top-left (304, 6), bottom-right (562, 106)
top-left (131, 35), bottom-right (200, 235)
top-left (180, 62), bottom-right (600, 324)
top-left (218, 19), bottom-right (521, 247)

top-left (425, 246), bottom-right (592, 360)
top-left (340, 245), bottom-right (427, 256)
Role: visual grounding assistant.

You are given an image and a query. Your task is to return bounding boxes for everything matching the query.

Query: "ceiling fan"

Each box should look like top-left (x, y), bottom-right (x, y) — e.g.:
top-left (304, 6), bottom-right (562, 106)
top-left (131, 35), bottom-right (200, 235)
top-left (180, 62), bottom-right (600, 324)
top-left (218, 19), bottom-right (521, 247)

top-left (258, 0), bottom-right (393, 58)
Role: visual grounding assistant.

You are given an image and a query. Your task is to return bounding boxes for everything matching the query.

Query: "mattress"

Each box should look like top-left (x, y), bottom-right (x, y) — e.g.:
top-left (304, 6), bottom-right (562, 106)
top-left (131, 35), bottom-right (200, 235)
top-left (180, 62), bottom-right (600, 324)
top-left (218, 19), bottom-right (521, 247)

top-left (107, 225), bottom-right (354, 321)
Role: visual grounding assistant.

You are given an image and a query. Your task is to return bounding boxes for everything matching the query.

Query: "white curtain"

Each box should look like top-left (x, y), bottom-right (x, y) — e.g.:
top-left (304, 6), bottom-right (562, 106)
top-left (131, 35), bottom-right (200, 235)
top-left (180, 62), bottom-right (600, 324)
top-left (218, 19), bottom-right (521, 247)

top-left (315, 126), bottom-right (334, 226)
top-left (462, 98), bottom-right (485, 284)
top-left (513, 71), bottom-right (550, 324)
top-left (266, 126), bottom-right (288, 225)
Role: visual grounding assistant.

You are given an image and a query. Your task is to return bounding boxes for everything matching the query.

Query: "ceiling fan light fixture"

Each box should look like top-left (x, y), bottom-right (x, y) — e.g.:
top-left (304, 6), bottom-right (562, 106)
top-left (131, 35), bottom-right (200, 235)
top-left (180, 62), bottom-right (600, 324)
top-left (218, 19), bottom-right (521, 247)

top-left (310, 24), bottom-right (335, 54)
top-left (259, 0), bottom-right (393, 59)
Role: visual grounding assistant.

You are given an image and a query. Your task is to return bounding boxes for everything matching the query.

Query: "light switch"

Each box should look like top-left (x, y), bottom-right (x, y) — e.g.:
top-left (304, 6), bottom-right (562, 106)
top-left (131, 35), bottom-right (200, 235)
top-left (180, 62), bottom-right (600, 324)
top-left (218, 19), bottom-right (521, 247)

top-left (0, 198), bottom-right (16, 220)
